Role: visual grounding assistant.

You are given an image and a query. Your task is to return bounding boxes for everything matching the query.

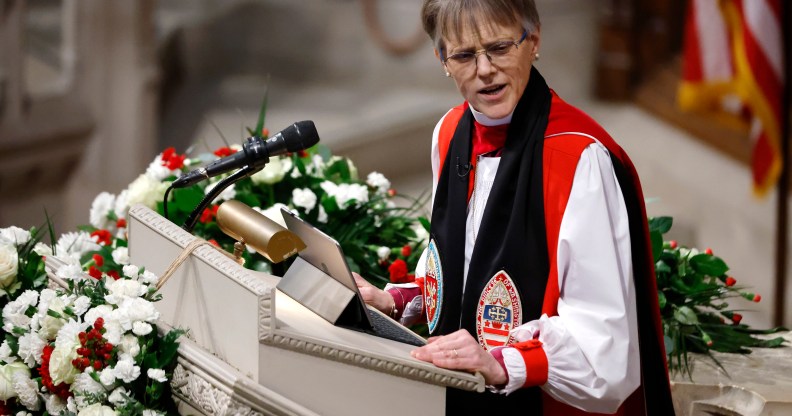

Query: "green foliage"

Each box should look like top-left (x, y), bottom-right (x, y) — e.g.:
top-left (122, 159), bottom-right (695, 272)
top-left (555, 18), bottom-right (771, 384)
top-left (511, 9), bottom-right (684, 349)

top-left (649, 216), bottom-right (786, 379)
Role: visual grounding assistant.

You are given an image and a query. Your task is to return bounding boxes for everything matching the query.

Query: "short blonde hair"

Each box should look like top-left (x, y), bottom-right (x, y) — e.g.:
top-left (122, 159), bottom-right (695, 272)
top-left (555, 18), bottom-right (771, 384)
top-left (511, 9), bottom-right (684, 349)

top-left (421, 0), bottom-right (540, 53)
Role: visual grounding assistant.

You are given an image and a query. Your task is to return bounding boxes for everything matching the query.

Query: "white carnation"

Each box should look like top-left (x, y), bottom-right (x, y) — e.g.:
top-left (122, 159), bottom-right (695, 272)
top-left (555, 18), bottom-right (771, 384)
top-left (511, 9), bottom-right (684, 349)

top-left (73, 296), bottom-right (92, 316)
top-left (132, 322), bottom-right (152, 336)
top-left (72, 371), bottom-right (106, 396)
top-left (0, 226), bottom-right (31, 246)
top-left (83, 305), bottom-right (113, 330)
top-left (99, 368), bottom-right (117, 387)
top-left (292, 188), bottom-right (317, 212)
top-left (317, 205), bottom-right (328, 223)
top-left (2, 290), bottom-right (38, 332)
top-left (0, 341), bottom-right (15, 364)
top-left (377, 246), bottom-right (390, 261)
top-left (145, 155), bottom-right (173, 181)
top-left (89, 192), bottom-right (116, 230)
top-left (366, 172), bottom-right (391, 194)
top-left (45, 394), bottom-right (67, 415)
top-left (204, 182), bottom-right (237, 202)
top-left (125, 174), bottom-right (169, 210)
top-left (55, 232), bottom-right (101, 264)
top-left (139, 270), bottom-right (159, 285)
top-left (77, 403), bottom-right (117, 416)
top-left (17, 332), bottom-right (46, 367)
top-left (122, 264), bottom-right (140, 279)
top-left (119, 334), bottom-right (140, 358)
top-left (104, 279), bottom-right (145, 305)
top-left (113, 190), bottom-right (130, 221)
top-left (55, 263), bottom-right (87, 282)
top-left (0, 362), bottom-right (29, 401)
top-left (111, 247), bottom-right (129, 265)
top-left (112, 354), bottom-right (140, 383)
top-left (12, 370), bottom-right (40, 411)
top-left (107, 386), bottom-right (129, 406)
top-left (146, 368), bottom-right (167, 383)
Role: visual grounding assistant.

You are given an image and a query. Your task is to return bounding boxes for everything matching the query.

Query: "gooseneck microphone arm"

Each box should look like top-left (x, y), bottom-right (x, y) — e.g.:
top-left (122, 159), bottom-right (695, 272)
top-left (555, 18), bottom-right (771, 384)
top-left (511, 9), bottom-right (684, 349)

top-left (182, 165), bottom-right (260, 233)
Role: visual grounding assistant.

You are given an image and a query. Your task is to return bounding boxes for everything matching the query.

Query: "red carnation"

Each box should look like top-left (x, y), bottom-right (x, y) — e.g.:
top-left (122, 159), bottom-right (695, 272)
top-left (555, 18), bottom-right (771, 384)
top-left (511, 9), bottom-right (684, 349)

top-left (161, 147), bottom-right (187, 170)
top-left (91, 229), bottom-right (112, 246)
top-left (388, 259), bottom-right (410, 283)
top-left (88, 266), bottom-right (102, 280)
top-left (200, 205), bottom-right (219, 224)
top-left (116, 218), bottom-right (127, 228)
top-left (669, 240), bottom-right (678, 249)
top-left (261, 127), bottom-right (270, 137)
top-left (107, 270), bottom-right (120, 280)
top-left (298, 150), bottom-right (309, 158)
top-left (401, 244), bottom-right (412, 257)
top-left (92, 254), bottom-right (104, 267)
top-left (725, 276), bottom-right (736, 287)
top-left (214, 147), bottom-right (237, 157)
top-left (732, 313), bottom-right (743, 325)
top-left (754, 294), bottom-right (762, 303)
top-left (40, 345), bottom-right (73, 400)
top-left (387, 189), bottom-right (397, 197)
top-left (208, 239), bottom-right (219, 247)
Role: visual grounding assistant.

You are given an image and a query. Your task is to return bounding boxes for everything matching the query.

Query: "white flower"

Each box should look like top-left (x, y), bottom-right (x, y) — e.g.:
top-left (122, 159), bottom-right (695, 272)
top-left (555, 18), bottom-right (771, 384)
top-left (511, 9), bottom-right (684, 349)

top-left (45, 394), bottom-right (67, 415)
top-left (366, 172), bottom-right (391, 194)
top-left (72, 371), bottom-right (106, 396)
top-left (125, 174), bottom-right (169, 210)
top-left (132, 322), bottom-right (153, 336)
top-left (83, 305), bottom-right (113, 331)
top-left (17, 332), bottom-right (45, 367)
top-left (258, 203), bottom-right (289, 228)
top-left (77, 403), bottom-right (117, 416)
top-left (12, 370), bottom-right (39, 410)
top-left (89, 192), bottom-right (116, 230)
top-left (411, 221), bottom-right (429, 243)
top-left (321, 182), bottom-right (369, 208)
top-left (54, 319), bottom-right (88, 351)
top-left (2, 290), bottom-right (38, 332)
top-left (0, 226), bottom-right (31, 246)
top-left (104, 279), bottom-right (145, 305)
top-left (48, 342), bottom-right (80, 385)
top-left (292, 188), bottom-right (317, 212)
top-left (55, 263), bottom-right (87, 283)
top-left (139, 270), bottom-right (159, 285)
top-left (32, 242), bottom-right (52, 257)
top-left (55, 232), bottom-right (101, 264)
top-left (39, 297), bottom-right (68, 340)
top-left (73, 296), bottom-right (92, 316)
top-left (250, 155), bottom-right (292, 185)
top-left (113, 190), bottom-right (130, 221)
top-left (377, 246), bottom-right (391, 261)
top-left (119, 334), bottom-right (140, 358)
top-left (204, 181), bottom-right (237, 202)
top-left (0, 362), bottom-right (29, 401)
top-left (142, 411), bottom-right (165, 416)
top-left (107, 386), bottom-right (129, 406)
top-left (145, 154), bottom-right (174, 181)
top-left (310, 155), bottom-right (325, 174)
top-left (122, 264), bottom-right (140, 279)
top-left (112, 354), bottom-right (141, 383)
top-left (121, 297), bottom-right (159, 324)
top-left (112, 247), bottom-right (129, 265)
top-left (317, 205), bottom-right (328, 223)
top-left (0, 244), bottom-right (18, 288)
top-left (147, 368), bottom-right (167, 383)
top-left (99, 368), bottom-right (117, 386)
top-left (15, 412), bottom-right (33, 416)
top-left (0, 341), bottom-right (15, 364)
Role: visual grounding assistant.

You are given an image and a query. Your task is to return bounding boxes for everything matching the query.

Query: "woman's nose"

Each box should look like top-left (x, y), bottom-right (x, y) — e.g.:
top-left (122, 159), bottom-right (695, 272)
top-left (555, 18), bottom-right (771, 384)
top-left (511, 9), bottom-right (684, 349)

top-left (475, 53), bottom-right (496, 76)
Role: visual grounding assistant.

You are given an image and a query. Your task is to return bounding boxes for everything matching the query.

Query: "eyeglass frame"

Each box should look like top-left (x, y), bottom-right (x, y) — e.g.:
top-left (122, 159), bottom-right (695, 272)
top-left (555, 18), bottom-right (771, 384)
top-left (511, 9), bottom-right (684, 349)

top-left (440, 30), bottom-right (529, 73)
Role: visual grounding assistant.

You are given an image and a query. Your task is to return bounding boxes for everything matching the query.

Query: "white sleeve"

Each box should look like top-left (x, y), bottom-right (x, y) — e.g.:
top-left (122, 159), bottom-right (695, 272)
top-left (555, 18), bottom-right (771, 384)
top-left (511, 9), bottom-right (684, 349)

top-left (500, 143), bottom-right (640, 414)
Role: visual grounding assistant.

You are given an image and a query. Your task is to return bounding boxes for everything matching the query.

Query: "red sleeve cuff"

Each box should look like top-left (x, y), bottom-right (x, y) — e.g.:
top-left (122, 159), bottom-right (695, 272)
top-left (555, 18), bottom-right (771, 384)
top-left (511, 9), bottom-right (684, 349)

top-left (512, 339), bottom-right (548, 387)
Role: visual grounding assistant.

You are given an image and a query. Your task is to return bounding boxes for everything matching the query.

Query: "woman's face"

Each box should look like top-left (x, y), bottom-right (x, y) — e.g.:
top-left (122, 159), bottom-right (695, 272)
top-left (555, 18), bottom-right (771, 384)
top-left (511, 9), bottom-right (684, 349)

top-left (440, 21), bottom-right (539, 120)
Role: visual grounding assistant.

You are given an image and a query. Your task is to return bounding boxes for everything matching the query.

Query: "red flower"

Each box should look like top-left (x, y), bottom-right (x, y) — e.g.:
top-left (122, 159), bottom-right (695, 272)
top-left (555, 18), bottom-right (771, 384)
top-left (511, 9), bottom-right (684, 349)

top-left (161, 147), bottom-right (187, 170)
top-left (88, 266), bottom-right (102, 280)
top-left (754, 294), bottom-right (762, 303)
top-left (116, 218), bottom-right (127, 228)
top-left (725, 276), bottom-right (737, 287)
top-left (401, 244), bottom-right (412, 257)
top-left (214, 147), bottom-right (237, 157)
top-left (669, 240), bottom-right (678, 249)
top-left (261, 127), bottom-right (270, 137)
top-left (705, 247), bottom-right (714, 255)
top-left (40, 345), bottom-right (73, 400)
top-left (208, 239), bottom-right (220, 247)
top-left (298, 150), bottom-right (309, 158)
top-left (387, 189), bottom-right (397, 197)
top-left (107, 270), bottom-right (120, 280)
top-left (388, 259), bottom-right (411, 283)
top-left (92, 254), bottom-right (104, 267)
top-left (200, 205), bottom-right (219, 224)
top-left (732, 313), bottom-right (743, 324)
top-left (91, 229), bottom-right (112, 246)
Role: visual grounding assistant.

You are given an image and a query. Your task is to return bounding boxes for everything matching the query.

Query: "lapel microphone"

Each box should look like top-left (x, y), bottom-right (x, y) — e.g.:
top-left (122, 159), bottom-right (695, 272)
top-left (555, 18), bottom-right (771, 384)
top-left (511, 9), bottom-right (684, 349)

top-left (456, 157), bottom-right (472, 178)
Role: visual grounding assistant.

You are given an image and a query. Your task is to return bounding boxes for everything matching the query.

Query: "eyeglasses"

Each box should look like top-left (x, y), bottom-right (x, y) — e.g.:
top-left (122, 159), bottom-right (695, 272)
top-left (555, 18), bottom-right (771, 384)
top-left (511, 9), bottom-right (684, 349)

top-left (441, 30), bottom-right (528, 76)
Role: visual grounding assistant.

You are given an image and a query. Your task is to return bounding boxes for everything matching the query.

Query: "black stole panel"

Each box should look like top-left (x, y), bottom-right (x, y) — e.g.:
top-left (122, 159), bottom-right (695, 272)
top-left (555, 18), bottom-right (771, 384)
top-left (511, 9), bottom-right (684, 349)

top-left (430, 67), bottom-right (551, 414)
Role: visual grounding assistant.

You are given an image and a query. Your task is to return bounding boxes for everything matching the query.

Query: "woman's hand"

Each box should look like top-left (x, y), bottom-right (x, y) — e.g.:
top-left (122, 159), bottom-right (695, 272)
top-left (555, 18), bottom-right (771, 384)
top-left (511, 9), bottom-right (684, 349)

top-left (352, 272), bottom-right (394, 315)
top-left (411, 329), bottom-right (507, 386)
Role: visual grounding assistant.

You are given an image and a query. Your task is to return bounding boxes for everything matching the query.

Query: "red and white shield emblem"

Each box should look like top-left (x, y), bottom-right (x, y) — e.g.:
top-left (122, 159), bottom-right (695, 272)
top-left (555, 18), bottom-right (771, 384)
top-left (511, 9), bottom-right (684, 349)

top-left (476, 271), bottom-right (522, 351)
top-left (425, 239), bottom-right (443, 334)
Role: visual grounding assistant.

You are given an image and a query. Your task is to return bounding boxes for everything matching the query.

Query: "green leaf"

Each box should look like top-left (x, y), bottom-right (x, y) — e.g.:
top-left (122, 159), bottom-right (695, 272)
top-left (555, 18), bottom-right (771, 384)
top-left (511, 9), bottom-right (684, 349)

top-left (658, 291), bottom-right (667, 309)
top-left (254, 76), bottom-right (270, 137)
top-left (173, 186), bottom-right (205, 213)
top-left (674, 306), bottom-right (699, 325)
top-left (648, 216), bottom-right (673, 234)
top-left (689, 254), bottom-right (729, 276)
top-left (650, 230), bottom-right (663, 261)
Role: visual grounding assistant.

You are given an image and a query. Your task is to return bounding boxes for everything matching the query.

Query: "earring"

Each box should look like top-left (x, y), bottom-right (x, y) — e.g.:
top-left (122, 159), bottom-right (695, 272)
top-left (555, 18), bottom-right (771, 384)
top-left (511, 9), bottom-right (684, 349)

top-left (445, 71), bottom-right (451, 77)
top-left (534, 52), bottom-right (540, 61)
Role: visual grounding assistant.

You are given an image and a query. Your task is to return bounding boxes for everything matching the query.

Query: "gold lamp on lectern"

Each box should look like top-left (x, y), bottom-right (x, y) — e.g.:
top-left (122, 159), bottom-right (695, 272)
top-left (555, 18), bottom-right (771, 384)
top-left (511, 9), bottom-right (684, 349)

top-left (216, 200), bottom-right (306, 264)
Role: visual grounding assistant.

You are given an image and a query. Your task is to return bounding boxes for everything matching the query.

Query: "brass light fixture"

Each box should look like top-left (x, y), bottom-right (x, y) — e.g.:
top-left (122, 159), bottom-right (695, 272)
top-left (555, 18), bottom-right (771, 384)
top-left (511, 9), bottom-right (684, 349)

top-left (216, 200), bottom-right (306, 264)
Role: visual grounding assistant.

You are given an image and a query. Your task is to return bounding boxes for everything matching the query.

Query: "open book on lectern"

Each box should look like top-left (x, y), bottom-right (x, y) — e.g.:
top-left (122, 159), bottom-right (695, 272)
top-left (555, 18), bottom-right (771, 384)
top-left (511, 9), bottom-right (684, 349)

top-left (277, 208), bottom-right (426, 347)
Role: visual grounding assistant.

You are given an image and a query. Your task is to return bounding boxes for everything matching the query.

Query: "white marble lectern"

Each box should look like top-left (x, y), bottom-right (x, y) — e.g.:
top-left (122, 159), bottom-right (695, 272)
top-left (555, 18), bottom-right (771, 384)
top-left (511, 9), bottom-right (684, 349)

top-left (126, 204), bottom-right (484, 416)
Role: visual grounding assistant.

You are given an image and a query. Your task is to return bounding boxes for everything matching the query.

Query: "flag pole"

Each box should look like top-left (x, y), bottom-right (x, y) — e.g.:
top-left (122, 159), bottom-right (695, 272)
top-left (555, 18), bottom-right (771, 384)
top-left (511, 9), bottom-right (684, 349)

top-left (773, 1), bottom-right (790, 326)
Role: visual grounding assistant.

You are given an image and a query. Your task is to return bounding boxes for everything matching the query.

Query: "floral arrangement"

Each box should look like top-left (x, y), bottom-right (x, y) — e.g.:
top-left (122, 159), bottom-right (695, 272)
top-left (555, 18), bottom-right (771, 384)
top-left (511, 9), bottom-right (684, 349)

top-left (0, 224), bottom-right (183, 415)
top-left (648, 216), bottom-right (786, 378)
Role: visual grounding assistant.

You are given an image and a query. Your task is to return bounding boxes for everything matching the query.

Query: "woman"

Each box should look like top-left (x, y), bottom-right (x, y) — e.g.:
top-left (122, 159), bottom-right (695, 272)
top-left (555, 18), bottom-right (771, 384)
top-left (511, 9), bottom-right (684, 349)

top-left (355, 1), bottom-right (674, 414)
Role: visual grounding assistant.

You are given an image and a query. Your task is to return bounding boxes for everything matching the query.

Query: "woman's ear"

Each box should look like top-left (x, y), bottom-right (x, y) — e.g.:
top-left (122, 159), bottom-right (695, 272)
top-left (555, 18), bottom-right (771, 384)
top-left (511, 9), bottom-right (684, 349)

top-left (530, 30), bottom-right (541, 55)
top-left (434, 48), bottom-right (441, 61)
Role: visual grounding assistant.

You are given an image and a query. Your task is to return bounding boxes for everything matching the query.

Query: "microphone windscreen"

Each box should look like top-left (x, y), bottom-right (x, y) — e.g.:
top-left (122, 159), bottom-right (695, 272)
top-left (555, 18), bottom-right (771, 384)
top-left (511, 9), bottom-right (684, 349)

top-left (283, 120), bottom-right (319, 152)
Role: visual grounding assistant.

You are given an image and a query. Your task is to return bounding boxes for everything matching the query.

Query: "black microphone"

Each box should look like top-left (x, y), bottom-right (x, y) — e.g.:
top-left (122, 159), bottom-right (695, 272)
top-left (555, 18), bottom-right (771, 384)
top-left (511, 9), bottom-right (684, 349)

top-left (456, 156), bottom-right (472, 178)
top-left (172, 120), bottom-right (319, 188)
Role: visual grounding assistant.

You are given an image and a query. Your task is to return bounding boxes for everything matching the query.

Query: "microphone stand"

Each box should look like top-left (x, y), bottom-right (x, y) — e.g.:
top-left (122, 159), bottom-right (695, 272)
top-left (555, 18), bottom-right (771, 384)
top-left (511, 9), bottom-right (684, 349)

top-left (182, 165), bottom-right (261, 233)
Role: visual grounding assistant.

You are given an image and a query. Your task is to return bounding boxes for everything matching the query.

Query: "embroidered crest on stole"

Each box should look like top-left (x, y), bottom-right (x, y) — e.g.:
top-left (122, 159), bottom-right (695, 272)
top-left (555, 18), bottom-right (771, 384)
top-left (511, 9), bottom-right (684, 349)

top-left (424, 239), bottom-right (443, 334)
top-left (476, 271), bottom-right (523, 350)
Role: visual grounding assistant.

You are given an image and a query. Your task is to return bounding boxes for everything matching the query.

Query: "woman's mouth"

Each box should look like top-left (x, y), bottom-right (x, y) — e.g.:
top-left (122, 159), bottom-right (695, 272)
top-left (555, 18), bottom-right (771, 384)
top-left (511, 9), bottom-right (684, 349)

top-left (479, 85), bottom-right (505, 95)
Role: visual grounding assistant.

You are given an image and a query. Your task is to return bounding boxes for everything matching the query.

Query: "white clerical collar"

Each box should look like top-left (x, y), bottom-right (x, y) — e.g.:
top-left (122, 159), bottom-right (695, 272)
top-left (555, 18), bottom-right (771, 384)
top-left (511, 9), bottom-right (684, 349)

top-left (469, 104), bottom-right (514, 126)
